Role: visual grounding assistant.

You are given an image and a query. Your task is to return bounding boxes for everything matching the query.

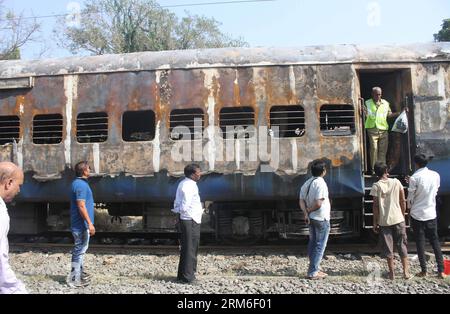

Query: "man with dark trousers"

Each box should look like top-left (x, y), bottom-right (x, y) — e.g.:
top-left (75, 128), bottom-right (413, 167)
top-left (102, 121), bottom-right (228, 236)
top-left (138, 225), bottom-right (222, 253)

top-left (172, 164), bottom-right (203, 284)
top-left (407, 154), bottom-right (447, 279)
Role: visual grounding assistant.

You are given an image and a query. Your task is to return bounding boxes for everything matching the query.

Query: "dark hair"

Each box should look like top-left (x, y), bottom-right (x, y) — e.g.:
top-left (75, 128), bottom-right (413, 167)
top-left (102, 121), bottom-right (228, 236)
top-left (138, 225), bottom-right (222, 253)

top-left (413, 154), bottom-right (430, 168)
top-left (75, 161), bottom-right (89, 177)
top-left (311, 160), bottom-right (327, 177)
top-left (374, 162), bottom-right (388, 178)
top-left (184, 164), bottom-right (200, 178)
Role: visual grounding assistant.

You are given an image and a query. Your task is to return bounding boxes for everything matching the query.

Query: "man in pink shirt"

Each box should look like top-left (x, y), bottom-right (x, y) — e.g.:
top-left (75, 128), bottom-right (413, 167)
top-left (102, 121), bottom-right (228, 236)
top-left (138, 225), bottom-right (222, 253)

top-left (0, 162), bottom-right (27, 294)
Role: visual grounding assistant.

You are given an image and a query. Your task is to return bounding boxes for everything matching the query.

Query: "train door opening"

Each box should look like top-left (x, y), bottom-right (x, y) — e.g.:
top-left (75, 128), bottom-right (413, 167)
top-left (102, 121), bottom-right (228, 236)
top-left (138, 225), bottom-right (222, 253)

top-left (357, 69), bottom-right (415, 176)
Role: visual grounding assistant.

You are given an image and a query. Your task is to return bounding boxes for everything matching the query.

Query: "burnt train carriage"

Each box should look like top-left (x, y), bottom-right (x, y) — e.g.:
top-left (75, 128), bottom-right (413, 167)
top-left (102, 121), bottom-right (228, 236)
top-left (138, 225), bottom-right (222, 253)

top-left (0, 43), bottom-right (449, 239)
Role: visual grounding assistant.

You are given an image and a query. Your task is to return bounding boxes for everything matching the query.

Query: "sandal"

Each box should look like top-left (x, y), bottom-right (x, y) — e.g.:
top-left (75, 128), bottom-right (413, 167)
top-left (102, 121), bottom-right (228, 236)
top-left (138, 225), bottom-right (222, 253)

top-left (318, 271), bottom-right (328, 277)
top-left (307, 272), bottom-right (327, 280)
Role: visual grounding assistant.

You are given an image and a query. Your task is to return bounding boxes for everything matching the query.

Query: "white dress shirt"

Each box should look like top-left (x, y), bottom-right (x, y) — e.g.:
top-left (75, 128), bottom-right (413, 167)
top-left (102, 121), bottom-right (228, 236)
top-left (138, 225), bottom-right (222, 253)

top-left (172, 178), bottom-right (204, 224)
top-left (0, 197), bottom-right (27, 294)
top-left (407, 167), bottom-right (440, 221)
top-left (299, 177), bottom-right (331, 221)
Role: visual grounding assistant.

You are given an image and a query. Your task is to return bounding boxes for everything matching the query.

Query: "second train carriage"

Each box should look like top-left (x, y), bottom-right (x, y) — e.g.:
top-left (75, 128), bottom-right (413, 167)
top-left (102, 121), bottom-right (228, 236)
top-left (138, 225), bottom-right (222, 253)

top-left (0, 43), bottom-right (449, 240)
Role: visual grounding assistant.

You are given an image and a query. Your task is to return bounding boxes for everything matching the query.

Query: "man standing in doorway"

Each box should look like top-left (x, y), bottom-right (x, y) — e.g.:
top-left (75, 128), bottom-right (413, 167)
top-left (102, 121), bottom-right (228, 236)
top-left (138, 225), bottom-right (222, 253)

top-left (0, 162), bottom-right (27, 294)
top-left (172, 164), bottom-right (203, 284)
top-left (364, 87), bottom-right (405, 172)
top-left (407, 154), bottom-right (447, 279)
top-left (67, 161), bottom-right (95, 288)
top-left (299, 159), bottom-right (331, 280)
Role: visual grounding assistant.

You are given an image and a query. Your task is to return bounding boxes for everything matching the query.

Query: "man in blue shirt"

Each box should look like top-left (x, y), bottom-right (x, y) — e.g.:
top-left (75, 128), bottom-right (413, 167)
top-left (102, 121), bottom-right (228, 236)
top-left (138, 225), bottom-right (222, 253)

top-left (67, 161), bottom-right (95, 288)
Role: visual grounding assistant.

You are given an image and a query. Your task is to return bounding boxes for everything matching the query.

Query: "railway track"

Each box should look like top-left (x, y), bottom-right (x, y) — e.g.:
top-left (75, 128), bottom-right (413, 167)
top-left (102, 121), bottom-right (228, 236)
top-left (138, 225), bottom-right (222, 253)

top-left (10, 242), bottom-right (450, 255)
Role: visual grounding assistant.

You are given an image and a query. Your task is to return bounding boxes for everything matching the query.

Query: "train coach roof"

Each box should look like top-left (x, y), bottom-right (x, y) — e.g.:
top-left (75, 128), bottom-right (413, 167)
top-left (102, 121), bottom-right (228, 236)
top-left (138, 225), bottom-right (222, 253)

top-left (1, 43), bottom-right (450, 78)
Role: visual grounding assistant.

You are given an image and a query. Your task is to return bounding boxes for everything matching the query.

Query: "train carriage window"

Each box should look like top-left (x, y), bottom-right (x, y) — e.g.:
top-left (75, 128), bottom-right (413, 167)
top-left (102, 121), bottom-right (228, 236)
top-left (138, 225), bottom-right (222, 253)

top-left (122, 110), bottom-right (156, 142)
top-left (33, 114), bottom-right (63, 145)
top-left (0, 115), bottom-right (20, 145)
top-left (220, 107), bottom-right (255, 139)
top-left (270, 105), bottom-right (305, 138)
top-left (77, 112), bottom-right (108, 143)
top-left (320, 104), bottom-right (356, 136)
top-left (170, 108), bottom-right (205, 141)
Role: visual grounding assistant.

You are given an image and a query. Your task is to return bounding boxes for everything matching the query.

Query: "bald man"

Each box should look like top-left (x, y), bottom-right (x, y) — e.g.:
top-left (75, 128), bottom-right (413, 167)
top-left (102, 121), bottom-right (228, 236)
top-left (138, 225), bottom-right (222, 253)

top-left (0, 162), bottom-right (27, 294)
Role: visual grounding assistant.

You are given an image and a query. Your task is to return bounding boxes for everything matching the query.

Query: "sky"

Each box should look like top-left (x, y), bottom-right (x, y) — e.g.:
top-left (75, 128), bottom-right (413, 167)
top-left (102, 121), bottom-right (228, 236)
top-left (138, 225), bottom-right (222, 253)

top-left (2, 0), bottom-right (450, 60)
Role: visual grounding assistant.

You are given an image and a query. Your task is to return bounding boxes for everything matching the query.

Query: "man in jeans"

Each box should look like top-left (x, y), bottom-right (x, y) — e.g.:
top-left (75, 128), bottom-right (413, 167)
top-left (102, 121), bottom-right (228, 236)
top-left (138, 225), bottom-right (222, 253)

top-left (67, 161), bottom-right (95, 288)
top-left (407, 154), bottom-right (447, 279)
top-left (299, 159), bottom-right (331, 280)
top-left (371, 162), bottom-right (411, 280)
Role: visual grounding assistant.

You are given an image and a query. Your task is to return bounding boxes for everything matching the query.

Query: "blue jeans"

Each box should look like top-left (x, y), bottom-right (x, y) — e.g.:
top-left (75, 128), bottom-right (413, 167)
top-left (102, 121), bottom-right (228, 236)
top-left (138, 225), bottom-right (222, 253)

top-left (307, 219), bottom-right (330, 277)
top-left (71, 229), bottom-right (90, 269)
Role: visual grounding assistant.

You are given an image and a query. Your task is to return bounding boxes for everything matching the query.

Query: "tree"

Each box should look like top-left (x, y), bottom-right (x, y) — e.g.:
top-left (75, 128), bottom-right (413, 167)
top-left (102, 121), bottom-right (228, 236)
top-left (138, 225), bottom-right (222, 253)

top-left (0, 1), bottom-right (41, 60)
top-left (54, 0), bottom-right (247, 55)
top-left (176, 12), bottom-right (246, 50)
top-left (434, 18), bottom-right (450, 42)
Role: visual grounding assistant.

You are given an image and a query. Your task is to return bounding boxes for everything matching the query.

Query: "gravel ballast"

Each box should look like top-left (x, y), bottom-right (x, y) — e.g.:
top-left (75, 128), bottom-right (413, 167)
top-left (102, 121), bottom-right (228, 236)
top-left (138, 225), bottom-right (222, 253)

top-left (8, 250), bottom-right (450, 294)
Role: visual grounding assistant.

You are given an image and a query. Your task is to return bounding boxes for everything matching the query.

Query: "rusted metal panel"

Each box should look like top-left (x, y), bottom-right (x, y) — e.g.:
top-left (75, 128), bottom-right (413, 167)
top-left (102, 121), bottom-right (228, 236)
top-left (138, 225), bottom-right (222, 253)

top-left (0, 77), bottom-right (67, 177)
top-left (411, 62), bottom-right (450, 193)
top-left (317, 64), bottom-right (354, 103)
top-left (0, 147), bottom-right (12, 163)
top-left (1, 44), bottom-right (449, 79)
top-left (0, 63), bottom-right (362, 178)
top-left (414, 64), bottom-right (450, 145)
top-left (73, 72), bottom-right (159, 175)
top-left (0, 77), bottom-right (33, 89)
top-left (217, 68), bottom-right (256, 108)
top-left (1, 43), bottom-right (450, 202)
top-left (167, 69), bottom-right (209, 110)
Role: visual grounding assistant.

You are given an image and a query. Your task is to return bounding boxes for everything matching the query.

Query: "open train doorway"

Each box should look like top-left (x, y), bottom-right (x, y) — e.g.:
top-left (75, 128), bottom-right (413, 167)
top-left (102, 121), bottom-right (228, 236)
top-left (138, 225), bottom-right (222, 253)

top-left (357, 69), bottom-right (415, 176)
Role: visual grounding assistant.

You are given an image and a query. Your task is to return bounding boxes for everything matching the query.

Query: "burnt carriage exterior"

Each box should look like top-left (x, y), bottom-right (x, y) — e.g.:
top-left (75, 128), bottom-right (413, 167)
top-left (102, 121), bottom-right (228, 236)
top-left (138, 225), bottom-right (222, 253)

top-left (0, 43), bottom-right (449, 238)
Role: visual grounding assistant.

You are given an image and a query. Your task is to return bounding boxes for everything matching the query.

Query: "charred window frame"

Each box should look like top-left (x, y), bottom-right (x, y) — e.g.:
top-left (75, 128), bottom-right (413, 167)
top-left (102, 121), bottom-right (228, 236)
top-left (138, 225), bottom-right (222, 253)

top-left (320, 104), bottom-right (356, 136)
top-left (270, 105), bottom-right (305, 138)
top-left (220, 107), bottom-right (255, 139)
top-left (77, 112), bottom-right (108, 143)
top-left (122, 110), bottom-right (156, 142)
top-left (33, 114), bottom-right (63, 145)
top-left (0, 115), bottom-right (20, 145)
top-left (170, 108), bottom-right (205, 141)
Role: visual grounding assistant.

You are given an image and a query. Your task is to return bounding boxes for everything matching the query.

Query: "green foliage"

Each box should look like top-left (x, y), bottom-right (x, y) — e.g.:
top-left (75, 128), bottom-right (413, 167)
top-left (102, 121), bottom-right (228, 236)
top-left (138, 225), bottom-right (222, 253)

top-left (434, 18), bottom-right (450, 42)
top-left (0, 1), bottom-right (41, 60)
top-left (5, 47), bottom-right (21, 60)
top-left (54, 0), bottom-right (248, 55)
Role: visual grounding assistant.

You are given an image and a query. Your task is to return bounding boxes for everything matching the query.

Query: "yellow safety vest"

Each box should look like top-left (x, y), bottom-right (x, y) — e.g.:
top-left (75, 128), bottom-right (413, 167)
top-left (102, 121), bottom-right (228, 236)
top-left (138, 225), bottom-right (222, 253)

top-left (365, 99), bottom-right (390, 130)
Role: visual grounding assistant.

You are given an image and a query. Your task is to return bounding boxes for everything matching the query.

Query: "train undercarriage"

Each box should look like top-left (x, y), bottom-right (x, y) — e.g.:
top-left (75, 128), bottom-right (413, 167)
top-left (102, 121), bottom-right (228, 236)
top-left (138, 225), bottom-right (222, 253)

top-left (8, 198), bottom-right (362, 241)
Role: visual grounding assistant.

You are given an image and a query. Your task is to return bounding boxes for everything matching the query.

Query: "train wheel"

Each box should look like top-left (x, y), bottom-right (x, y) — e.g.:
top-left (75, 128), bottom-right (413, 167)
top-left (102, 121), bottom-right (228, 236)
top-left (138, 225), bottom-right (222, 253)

top-left (216, 209), bottom-right (265, 245)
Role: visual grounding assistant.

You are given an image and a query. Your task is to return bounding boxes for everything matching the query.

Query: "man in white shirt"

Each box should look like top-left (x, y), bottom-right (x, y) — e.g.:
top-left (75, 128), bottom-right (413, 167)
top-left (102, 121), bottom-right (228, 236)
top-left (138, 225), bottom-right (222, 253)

top-left (172, 164), bottom-right (203, 284)
top-left (299, 159), bottom-right (331, 280)
top-left (407, 154), bottom-right (446, 279)
top-left (0, 162), bottom-right (28, 294)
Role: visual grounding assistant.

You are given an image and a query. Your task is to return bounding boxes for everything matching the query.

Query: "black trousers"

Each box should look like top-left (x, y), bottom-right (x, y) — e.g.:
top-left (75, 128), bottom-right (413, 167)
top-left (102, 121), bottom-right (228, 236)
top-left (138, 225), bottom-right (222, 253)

top-left (411, 218), bottom-right (444, 273)
top-left (177, 219), bottom-right (201, 282)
